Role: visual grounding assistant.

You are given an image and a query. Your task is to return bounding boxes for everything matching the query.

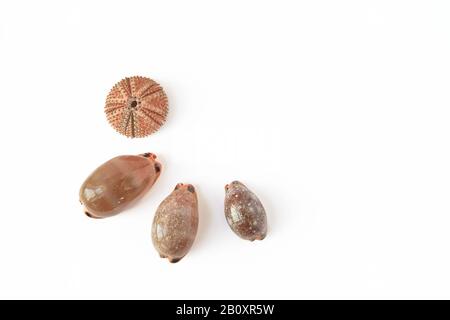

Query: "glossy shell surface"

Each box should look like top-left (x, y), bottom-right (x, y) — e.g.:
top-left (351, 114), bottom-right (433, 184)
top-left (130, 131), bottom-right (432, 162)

top-left (224, 181), bottom-right (267, 241)
top-left (151, 183), bottom-right (199, 263)
top-left (79, 153), bottom-right (161, 218)
top-left (105, 76), bottom-right (168, 138)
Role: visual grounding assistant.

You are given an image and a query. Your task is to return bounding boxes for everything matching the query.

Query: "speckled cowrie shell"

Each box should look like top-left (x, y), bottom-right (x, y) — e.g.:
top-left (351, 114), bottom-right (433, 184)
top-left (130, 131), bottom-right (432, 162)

top-left (151, 183), bottom-right (199, 263)
top-left (79, 153), bottom-right (161, 218)
top-left (224, 181), bottom-right (267, 241)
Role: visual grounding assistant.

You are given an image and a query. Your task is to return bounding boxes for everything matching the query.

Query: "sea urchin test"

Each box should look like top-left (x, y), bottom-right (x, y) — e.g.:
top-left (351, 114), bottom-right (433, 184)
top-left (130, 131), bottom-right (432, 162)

top-left (105, 76), bottom-right (168, 138)
top-left (79, 153), bottom-right (161, 218)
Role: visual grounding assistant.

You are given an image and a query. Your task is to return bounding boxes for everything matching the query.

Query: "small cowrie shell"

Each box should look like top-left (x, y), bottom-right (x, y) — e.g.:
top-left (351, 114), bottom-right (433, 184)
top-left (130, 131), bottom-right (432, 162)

top-left (79, 153), bottom-right (161, 218)
top-left (151, 183), bottom-right (199, 263)
top-left (224, 181), bottom-right (267, 241)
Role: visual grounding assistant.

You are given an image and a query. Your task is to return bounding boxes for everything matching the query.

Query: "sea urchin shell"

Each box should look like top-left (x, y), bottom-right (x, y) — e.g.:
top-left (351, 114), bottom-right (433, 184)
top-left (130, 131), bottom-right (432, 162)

top-left (105, 76), bottom-right (168, 138)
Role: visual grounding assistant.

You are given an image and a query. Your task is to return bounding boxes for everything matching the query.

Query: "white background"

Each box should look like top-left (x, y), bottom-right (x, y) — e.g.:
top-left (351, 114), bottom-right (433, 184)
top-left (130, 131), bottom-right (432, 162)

top-left (0, 0), bottom-right (449, 299)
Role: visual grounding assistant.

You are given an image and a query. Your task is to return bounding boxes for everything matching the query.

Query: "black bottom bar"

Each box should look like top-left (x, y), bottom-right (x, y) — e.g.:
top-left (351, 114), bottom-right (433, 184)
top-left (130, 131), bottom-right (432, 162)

top-left (0, 300), bottom-right (447, 318)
